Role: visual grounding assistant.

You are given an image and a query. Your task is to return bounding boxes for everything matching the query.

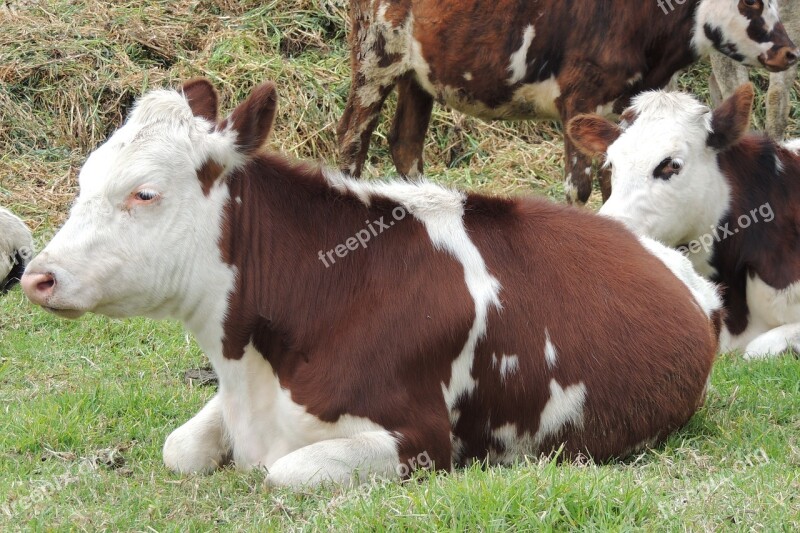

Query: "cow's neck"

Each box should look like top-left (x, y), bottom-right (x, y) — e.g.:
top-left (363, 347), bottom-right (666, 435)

top-left (217, 154), bottom-right (377, 364)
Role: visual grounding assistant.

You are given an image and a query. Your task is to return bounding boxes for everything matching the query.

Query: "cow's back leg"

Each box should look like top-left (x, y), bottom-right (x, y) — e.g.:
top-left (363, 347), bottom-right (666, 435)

top-left (389, 75), bottom-right (434, 178)
top-left (337, 3), bottom-right (409, 177)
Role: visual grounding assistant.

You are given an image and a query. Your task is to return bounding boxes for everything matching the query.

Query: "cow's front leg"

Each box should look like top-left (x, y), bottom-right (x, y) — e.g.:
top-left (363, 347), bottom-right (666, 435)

top-left (163, 394), bottom-right (231, 474)
top-left (265, 431), bottom-right (402, 488)
top-left (743, 323), bottom-right (800, 360)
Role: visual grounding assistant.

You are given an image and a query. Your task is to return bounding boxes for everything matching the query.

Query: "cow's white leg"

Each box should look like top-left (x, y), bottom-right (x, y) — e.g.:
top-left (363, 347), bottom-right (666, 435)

top-left (163, 394), bottom-right (231, 474)
top-left (743, 323), bottom-right (800, 360)
top-left (265, 431), bottom-right (401, 488)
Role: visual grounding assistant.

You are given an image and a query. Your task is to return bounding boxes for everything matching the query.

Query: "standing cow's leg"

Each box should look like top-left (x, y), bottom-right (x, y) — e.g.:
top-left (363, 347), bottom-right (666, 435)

top-left (163, 394), bottom-right (231, 474)
top-left (389, 75), bottom-right (434, 178)
top-left (709, 54), bottom-right (750, 107)
top-left (766, 65), bottom-right (798, 139)
top-left (337, 79), bottom-right (395, 177)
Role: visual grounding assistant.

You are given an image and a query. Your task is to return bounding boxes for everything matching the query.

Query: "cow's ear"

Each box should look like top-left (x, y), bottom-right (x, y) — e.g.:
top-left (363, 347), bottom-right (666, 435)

top-left (567, 114), bottom-right (622, 157)
top-left (182, 78), bottom-right (218, 123)
top-left (225, 81), bottom-right (278, 156)
top-left (707, 83), bottom-right (754, 151)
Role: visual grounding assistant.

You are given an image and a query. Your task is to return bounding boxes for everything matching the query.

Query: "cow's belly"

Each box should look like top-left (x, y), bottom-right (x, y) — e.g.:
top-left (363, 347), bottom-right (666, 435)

top-left (215, 344), bottom-right (392, 469)
top-left (419, 75), bottom-right (563, 121)
top-left (720, 274), bottom-right (800, 351)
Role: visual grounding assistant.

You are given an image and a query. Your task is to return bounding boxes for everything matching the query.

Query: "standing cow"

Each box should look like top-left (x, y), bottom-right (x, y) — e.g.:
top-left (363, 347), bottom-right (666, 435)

top-left (1, 207), bottom-right (33, 294)
top-left (338, 0), bottom-right (797, 205)
top-left (568, 84), bottom-right (800, 359)
top-left (22, 79), bottom-right (721, 487)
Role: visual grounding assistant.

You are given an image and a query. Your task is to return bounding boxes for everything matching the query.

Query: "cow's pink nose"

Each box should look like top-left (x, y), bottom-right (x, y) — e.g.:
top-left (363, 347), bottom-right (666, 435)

top-left (21, 271), bottom-right (56, 305)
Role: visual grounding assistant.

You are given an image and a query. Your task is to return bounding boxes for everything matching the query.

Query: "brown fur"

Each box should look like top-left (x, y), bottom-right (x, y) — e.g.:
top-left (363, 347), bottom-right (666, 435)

top-left (182, 80), bottom-right (721, 468)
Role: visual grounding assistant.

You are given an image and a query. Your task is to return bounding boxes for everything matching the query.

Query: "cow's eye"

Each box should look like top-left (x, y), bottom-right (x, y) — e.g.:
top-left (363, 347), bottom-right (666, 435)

top-left (742, 0), bottom-right (761, 9)
top-left (134, 189), bottom-right (159, 202)
top-left (653, 157), bottom-right (683, 180)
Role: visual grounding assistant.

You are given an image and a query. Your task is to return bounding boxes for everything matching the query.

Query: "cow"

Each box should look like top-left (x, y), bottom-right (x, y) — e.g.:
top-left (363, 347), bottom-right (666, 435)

top-left (568, 83), bottom-right (800, 359)
top-left (338, 0), bottom-right (798, 206)
top-left (22, 79), bottom-right (722, 487)
top-left (709, 0), bottom-right (799, 139)
top-left (1, 206), bottom-right (33, 294)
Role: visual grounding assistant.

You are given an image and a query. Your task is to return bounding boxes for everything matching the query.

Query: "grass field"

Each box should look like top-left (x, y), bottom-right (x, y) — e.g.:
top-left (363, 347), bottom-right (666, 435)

top-left (2, 1), bottom-right (800, 530)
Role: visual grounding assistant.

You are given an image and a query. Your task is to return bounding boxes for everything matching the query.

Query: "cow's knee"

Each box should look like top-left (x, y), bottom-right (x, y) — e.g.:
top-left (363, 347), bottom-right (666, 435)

top-left (265, 431), bottom-right (400, 488)
top-left (743, 323), bottom-right (800, 360)
top-left (163, 395), bottom-right (230, 474)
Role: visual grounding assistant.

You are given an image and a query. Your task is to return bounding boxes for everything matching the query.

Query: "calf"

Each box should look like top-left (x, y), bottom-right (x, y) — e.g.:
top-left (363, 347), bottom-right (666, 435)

top-left (338, 0), bottom-right (797, 205)
top-left (22, 79), bottom-right (721, 487)
top-left (568, 84), bottom-right (800, 359)
top-left (1, 207), bottom-right (33, 294)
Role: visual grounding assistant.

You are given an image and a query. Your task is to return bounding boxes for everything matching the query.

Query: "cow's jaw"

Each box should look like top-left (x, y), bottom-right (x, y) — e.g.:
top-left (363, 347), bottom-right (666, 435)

top-left (694, 0), bottom-right (795, 69)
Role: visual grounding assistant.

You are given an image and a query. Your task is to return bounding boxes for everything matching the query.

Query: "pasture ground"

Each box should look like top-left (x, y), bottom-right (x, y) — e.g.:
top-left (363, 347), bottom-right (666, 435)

top-left (1, 1), bottom-right (799, 530)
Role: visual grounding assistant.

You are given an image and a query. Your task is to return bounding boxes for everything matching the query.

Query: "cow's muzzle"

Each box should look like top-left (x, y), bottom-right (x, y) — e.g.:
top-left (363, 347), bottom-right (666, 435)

top-left (21, 270), bottom-right (84, 318)
top-left (761, 45), bottom-right (799, 72)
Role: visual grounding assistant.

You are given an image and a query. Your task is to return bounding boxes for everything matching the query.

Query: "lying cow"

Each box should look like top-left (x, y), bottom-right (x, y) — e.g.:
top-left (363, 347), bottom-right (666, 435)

top-left (1, 207), bottom-right (33, 294)
top-left (23, 79), bottom-right (721, 487)
top-left (568, 84), bottom-right (800, 359)
top-left (338, 0), bottom-right (798, 205)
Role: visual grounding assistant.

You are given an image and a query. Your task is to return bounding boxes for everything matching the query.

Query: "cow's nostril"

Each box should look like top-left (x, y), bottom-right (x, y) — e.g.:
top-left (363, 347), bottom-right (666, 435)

top-left (786, 49), bottom-right (799, 64)
top-left (37, 277), bottom-right (55, 292)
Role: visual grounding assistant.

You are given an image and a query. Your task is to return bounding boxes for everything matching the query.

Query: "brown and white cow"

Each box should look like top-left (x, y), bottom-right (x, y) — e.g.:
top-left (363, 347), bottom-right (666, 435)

top-left (568, 84), bottom-right (800, 359)
top-left (1, 207), bottom-right (33, 294)
top-left (709, 0), bottom-right (799, 139)
top-left (338, 0), bottom-right (798, 205)
top-left (22, 79), bottom-right (722, 487)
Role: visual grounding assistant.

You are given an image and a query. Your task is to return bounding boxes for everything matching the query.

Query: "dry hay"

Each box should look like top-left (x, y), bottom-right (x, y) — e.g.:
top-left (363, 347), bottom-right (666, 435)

top-left (2, 0), bottom-right (796, 233)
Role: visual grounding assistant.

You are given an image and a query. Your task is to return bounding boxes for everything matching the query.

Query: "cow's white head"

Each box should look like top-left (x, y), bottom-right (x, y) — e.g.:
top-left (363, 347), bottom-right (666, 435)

top-left (695, 0), bottom-right (797, 71)
top-left (567, 84), bottom-right (755, 248)
top-left (21, 79), bottom-right (278, 320)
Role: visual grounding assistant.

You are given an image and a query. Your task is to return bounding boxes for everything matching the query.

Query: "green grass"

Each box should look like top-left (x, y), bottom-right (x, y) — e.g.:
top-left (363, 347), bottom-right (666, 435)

top-left (2, 290), bottom-right (799, 530)
top-left (3, 0), bottom-right (800, 530)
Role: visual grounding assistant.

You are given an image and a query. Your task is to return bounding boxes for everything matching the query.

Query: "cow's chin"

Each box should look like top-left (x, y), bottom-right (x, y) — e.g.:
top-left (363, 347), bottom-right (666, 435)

top-left (44, 306), bottom-right (87, 319)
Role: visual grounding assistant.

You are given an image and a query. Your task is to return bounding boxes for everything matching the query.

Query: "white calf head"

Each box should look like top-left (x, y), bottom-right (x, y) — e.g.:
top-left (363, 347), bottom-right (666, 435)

top-left (22, 79), bottom-right (278, 319)
top-left (567, 84), bottom-right (755, 247)
top-left (696, 0), bottom-right (798, 71)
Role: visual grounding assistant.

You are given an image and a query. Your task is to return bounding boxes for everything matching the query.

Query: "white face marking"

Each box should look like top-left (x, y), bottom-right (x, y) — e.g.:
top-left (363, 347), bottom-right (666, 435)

top-left (507, 25), bottom-right (536, 85)
top-left (321, 170), bottom-right (502, 423)
top-left (463, 72), bottom-right (473, 81)
top-left (694, 0), bottom-right (782, 66)
top-left (23, 89), bottom-right (239, 323)
top-left (543, 328), bottom-right (558, 369)
top-left (0, 207), bottom-right (33, 280)
top-left (599, 91), bottom-right (732, 248)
